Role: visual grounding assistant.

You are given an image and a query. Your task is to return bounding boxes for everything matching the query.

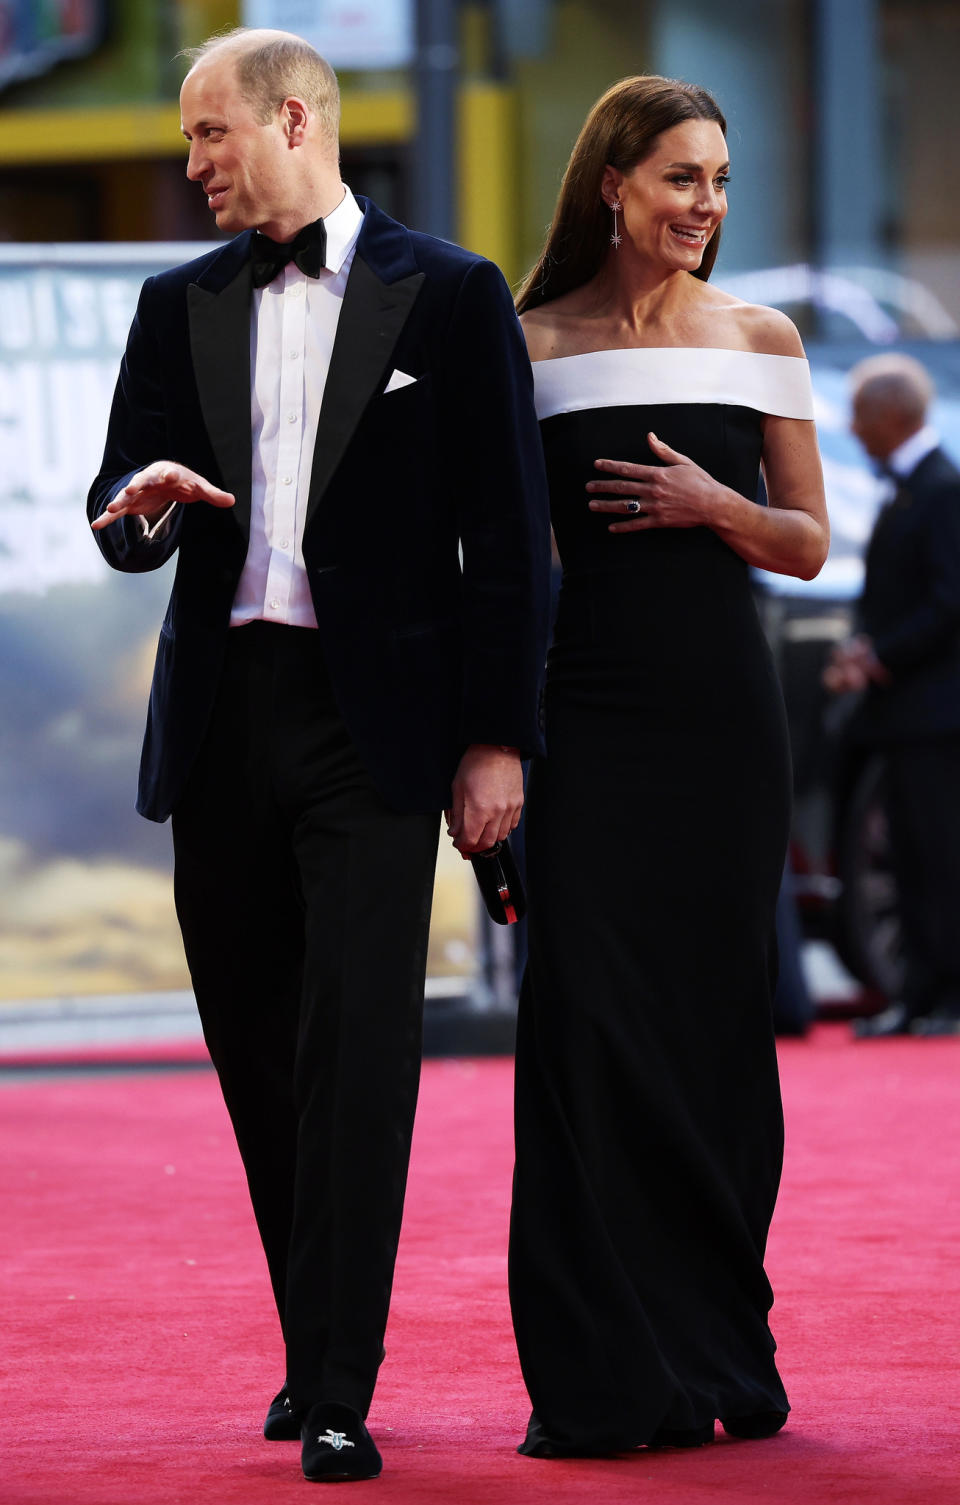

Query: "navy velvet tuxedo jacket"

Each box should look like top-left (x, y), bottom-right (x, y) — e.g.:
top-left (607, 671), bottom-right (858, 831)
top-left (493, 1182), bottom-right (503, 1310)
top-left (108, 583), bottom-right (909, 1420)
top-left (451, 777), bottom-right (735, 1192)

top-left (88, 199), bottom-right (551, 821)
top-left (855, 445), bottom-right (960, 742)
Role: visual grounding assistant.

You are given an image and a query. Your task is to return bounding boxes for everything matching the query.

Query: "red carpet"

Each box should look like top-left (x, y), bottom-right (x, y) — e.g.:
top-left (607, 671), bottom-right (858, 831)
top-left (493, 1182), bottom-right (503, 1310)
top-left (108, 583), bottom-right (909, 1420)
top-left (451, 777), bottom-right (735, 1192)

top-left (2, 1025), bottom-right (959, 1504)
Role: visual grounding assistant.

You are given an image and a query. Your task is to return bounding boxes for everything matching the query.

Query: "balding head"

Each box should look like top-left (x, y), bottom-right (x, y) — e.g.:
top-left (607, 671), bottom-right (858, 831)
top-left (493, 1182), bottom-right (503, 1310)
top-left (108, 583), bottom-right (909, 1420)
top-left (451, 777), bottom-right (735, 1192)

top-left (179, 26), bottom-right (344, 241)
top-left (182, 27), bottom-right (340, 148)
top-left (849, 353), bottom-right (935, 461)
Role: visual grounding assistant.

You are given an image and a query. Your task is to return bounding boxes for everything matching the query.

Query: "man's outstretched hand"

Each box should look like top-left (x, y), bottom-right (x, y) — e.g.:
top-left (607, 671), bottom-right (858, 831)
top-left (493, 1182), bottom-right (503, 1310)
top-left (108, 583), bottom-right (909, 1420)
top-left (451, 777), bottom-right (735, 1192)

top-left (91, 461), bottom-right (235, 530)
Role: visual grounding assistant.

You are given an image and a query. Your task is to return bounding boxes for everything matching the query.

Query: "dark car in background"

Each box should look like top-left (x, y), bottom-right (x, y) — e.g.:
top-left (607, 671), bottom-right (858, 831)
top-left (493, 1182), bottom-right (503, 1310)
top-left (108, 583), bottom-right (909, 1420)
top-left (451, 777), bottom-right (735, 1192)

top-left (754, 337), bottom-right (960, 1002)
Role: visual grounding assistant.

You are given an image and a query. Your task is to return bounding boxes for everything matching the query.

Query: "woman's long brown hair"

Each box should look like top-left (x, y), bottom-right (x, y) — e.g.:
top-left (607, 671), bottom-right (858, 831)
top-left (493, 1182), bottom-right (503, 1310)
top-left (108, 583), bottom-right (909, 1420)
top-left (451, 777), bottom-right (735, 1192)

top-left (516, 75), bottom-right (727, 314)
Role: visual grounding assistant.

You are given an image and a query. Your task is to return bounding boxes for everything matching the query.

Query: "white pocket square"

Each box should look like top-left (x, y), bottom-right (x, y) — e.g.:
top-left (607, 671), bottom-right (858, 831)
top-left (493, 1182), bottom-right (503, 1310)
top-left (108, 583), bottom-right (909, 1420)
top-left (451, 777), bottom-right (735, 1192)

top-left (383, 368), bottom-right (418, 394)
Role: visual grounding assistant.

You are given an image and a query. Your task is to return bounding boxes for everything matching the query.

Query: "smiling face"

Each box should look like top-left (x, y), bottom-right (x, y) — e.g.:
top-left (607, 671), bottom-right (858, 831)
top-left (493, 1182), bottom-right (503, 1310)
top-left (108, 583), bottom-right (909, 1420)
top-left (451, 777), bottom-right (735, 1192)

top-left (180, 53), bottom-right (301, 238)
top-left (603, 119), bottom-right (729, 274)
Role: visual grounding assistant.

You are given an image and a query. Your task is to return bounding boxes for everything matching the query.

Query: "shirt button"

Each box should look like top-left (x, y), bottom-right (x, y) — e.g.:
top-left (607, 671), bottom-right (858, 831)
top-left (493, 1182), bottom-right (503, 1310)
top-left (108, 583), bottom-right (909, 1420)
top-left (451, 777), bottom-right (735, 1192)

top-left (270, 598), bottom-right (280, 610)
top-left (278, 538), bottom-right (289, 550)
top-left (287, 412), bottom-right (298, 424)
top-left (282, 475), bottom-right (293, 485)
top-left (290, 349), bottom-right (300, 359)
top-left (289, 283), bottom-right (302, 297)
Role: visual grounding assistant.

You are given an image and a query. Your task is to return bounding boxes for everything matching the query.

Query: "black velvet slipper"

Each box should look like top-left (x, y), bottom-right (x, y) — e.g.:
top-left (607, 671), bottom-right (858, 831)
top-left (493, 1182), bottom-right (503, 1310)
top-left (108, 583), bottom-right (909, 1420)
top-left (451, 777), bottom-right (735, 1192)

top-left (264, 1382), bottom-right (302, 1441)
top-left (301, 1402), bottom-right (382, 1482)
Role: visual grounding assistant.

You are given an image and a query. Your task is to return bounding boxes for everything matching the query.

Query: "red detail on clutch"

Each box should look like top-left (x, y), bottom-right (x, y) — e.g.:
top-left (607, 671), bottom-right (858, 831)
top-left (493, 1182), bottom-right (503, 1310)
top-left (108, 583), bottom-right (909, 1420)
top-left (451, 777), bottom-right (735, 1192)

top-left (498, 884), bottom-right (518, 925)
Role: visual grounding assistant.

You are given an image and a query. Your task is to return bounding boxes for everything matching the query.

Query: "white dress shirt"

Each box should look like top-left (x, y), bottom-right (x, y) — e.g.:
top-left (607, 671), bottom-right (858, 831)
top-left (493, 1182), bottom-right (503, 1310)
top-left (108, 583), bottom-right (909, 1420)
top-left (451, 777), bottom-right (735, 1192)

top-left (230, 187), bottom-right (364, 628)
top-left (887, 423), bottom-right (940, 482)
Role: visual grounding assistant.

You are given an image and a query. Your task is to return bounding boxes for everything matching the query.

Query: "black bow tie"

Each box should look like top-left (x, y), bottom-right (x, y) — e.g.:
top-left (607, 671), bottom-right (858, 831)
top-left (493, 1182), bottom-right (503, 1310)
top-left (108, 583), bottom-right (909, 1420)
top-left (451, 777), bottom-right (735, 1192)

top-left (250, 218), bottom-right (327, 288)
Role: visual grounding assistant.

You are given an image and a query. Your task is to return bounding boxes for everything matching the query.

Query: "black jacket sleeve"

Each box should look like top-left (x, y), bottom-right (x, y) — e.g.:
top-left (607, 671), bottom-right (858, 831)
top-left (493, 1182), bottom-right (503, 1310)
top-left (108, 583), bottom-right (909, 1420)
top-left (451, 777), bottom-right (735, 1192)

top-left (436, 257), bottom-right (551, 755)
top-left (86, 276), bottom-right (184, 574)
top-left (872, 482), bottom-right (960, 674)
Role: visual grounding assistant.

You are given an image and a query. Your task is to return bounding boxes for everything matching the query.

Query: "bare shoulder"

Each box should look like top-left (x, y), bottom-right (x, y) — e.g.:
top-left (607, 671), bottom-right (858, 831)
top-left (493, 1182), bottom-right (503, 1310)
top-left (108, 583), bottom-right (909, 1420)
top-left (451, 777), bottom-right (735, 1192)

top-left (517, 289), bottom-right (594, 362)
top-left (726, 300), bottom-right (806, 358)
top-left (518, 305), bottom-right (562, 362)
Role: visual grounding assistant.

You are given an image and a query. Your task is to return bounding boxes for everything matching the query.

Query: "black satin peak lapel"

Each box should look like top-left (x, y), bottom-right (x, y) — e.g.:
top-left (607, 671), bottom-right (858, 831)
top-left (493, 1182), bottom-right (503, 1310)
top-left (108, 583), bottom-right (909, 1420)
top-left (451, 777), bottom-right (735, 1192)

top-left (187, 261), bottom-right (253, 537)
top-left (305, 255), bottom-right (424, 527)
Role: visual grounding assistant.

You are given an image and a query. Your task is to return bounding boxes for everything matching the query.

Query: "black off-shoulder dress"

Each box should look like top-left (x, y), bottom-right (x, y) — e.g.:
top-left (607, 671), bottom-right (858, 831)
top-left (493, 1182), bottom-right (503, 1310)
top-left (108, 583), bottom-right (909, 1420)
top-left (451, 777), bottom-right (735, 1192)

top-left (509, 348), bottom-right (815, 1455)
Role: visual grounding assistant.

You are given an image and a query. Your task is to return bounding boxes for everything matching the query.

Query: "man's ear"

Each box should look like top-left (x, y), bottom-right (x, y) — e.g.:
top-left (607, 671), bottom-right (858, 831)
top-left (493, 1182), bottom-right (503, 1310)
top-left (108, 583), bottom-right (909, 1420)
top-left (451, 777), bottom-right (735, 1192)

top-left (282, 96), bottom-right (309, 146)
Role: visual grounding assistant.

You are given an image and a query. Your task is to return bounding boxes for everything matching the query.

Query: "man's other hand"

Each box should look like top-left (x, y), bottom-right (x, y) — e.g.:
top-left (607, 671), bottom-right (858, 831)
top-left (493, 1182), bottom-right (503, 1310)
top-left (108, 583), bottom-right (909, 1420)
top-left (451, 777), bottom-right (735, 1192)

top-left (91, 461), bottom-right (235, 530)
top-left (445, 745), bottom-right (523, 856)
top-left (822, 634), bottom-right (891, 693)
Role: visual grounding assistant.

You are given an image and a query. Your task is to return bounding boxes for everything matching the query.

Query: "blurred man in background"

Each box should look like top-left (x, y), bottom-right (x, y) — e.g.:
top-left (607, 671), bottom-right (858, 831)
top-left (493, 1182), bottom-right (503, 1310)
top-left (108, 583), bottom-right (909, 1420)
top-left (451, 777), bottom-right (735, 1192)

top-left (824, 354), bottom-right (960, 1038)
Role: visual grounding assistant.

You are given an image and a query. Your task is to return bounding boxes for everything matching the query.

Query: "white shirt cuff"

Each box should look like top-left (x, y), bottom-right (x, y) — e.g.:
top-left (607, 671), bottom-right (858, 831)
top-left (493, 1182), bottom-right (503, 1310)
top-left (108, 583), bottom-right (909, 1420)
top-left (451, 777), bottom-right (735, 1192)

top-left (137, 501), bottom-right (179, 541)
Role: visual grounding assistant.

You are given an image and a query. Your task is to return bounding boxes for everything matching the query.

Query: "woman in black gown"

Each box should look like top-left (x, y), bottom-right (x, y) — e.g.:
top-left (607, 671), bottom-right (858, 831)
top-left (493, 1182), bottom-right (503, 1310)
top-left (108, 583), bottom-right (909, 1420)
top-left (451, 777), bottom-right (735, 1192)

top-left (509, 76), bottom-right (829, 1458)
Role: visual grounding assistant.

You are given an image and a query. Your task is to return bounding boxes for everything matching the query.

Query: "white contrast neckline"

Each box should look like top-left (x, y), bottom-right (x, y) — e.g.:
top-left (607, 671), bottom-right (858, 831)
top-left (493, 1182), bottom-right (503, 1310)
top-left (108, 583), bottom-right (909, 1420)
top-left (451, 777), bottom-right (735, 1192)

top-left (532, 347), bottom-right (815, 422)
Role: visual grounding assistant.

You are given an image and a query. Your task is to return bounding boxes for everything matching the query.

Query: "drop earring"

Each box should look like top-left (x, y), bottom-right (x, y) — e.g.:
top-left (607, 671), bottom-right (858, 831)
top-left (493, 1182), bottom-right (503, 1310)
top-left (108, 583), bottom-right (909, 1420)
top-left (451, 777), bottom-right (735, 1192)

top-left (609, 198), bottom-right (622, 248)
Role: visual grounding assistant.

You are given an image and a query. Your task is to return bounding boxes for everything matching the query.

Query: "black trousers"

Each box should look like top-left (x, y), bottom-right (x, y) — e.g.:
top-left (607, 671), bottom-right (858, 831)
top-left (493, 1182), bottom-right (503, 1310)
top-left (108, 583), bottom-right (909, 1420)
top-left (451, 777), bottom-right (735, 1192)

top-left (885, 735), bottom-right (960, 1018)
top-left (171, 622), bottom-right (440, 1416)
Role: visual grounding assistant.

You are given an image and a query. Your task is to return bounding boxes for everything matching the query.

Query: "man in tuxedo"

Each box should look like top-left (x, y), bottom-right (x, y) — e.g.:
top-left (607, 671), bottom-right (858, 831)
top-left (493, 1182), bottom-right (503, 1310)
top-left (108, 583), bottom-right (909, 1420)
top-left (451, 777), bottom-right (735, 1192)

top-left (89, 27), bottom-right (550, 1482)
top-left (824, 354), bottom-right (960, 1039)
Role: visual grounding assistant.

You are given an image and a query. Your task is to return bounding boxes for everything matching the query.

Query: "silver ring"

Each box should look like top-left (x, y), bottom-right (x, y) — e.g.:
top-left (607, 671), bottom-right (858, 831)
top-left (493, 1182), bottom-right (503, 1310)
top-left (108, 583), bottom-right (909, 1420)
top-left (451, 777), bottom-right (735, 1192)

top-left (624, 499), bottom-right (642, 514)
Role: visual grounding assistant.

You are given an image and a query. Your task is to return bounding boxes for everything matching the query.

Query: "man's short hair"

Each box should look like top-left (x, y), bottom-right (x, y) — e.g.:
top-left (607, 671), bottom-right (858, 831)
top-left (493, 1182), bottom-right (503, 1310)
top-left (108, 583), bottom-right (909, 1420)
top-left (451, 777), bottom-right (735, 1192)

top-left (849, 353), bottom-right (935, 426)
top-left (182, 28), bottom-right (340, 146)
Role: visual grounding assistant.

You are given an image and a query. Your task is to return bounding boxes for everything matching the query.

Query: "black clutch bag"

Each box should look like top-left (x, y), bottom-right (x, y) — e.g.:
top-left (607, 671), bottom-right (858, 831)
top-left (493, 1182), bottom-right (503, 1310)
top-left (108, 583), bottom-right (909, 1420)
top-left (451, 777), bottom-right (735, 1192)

top-left (470, 839), bottom-right (527, 925)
